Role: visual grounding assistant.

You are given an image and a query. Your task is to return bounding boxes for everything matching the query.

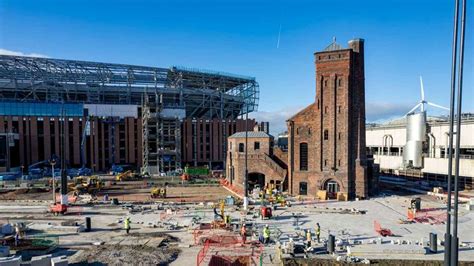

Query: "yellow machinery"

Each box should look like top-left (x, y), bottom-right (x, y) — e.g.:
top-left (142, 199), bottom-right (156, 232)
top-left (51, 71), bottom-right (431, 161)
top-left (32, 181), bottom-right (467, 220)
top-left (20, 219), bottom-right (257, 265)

top-left (115, 170), bottom-right (135, 181)
top-left (150, 186), bottom-right (166, 198)
top-left (70, 176), bottom-right (103, 195)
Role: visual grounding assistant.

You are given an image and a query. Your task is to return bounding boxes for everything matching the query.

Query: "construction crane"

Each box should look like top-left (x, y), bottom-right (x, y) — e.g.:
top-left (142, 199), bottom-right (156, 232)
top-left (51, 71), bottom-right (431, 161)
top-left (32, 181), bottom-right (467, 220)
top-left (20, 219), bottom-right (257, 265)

top-left (78, 117), bottom-right (92, 176)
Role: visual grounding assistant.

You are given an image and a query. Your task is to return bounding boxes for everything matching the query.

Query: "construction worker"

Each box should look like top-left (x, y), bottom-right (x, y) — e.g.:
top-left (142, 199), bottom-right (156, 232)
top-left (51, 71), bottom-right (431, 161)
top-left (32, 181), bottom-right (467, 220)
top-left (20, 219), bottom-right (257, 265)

top-left (224, 215), bottom-right (231, 226)
top-left (315, 223), bottom-right (321, 243)
top-left (306, 229), bottom-right (312, 248)
top-left (263, 224), bottom-right (270, 244)
top-left (219, 200), bottom-right (225, 219)
top-left (266, 186), bottom-right (272, 196)
top-left (124, 217), bottom-right (131, 234)
top-left (240, 224), bottom-right (247, 243)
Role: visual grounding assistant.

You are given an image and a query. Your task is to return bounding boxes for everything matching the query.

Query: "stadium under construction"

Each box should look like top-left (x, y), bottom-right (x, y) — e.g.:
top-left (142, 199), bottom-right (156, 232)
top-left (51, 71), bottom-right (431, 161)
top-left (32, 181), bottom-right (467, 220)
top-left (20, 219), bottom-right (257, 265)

top-left (0, 55), bottom-right (260, 175)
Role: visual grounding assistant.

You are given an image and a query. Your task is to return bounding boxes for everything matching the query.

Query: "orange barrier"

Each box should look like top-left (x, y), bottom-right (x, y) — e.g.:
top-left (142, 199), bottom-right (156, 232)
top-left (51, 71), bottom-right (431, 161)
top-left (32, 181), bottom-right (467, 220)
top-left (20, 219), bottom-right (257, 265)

top-left (219, 178), bottom-right (244, 197)
top-left (374, 220), bottom-right (393, 236)
top-left (196, 236), bottom-right (263, 266)
top-left (410, 208), bottom-right (447, 225)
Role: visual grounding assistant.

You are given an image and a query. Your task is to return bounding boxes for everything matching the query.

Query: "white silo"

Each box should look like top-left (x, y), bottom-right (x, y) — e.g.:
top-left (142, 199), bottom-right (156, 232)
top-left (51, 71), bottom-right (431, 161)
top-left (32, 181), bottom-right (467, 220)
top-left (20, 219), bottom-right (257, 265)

top-left (402, 76), bottom-right (448, 169)
top-left (403, 112), bottom-right (426, 168)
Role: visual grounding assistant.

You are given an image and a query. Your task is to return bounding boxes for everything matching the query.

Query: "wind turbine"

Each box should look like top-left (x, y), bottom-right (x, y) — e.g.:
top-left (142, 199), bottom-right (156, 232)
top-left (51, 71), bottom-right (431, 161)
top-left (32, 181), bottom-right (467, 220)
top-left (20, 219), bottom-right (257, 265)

top-left (405, 76), bottom-right (449, 116)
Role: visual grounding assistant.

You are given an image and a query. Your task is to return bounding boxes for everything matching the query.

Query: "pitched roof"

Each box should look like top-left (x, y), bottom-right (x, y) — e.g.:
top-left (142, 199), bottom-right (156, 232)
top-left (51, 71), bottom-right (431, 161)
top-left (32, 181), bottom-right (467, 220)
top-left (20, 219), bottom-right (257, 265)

top-left (229, 131), bottom-right (271, 138)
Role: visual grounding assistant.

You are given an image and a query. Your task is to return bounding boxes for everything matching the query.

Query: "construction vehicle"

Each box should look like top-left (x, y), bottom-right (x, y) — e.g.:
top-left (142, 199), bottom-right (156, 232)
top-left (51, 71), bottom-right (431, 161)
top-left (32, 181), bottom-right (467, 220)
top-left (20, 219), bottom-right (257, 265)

top-left (49, 203), bottom-right (68, 216)
top-left (70, 175), bottom-right (103, 195)
top-left (115, 170), bottom-right (143, 181)
top-left (260, 206), bottom-right (273, 220)
top-left (150, 186), bottom-right (167, 198)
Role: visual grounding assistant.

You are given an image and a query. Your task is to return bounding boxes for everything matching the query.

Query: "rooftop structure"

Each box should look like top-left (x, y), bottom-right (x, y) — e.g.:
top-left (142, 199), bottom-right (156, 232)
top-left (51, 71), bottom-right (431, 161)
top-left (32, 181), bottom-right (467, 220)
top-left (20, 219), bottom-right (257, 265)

top-left (0, 55), bottom-right (259, 118)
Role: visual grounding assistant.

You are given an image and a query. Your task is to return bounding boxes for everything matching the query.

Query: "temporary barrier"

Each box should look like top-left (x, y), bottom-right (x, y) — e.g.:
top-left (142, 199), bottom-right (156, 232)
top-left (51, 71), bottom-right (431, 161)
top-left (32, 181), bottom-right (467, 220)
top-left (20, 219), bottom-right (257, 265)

top-left (193, 226), bottom-right (236, 245)
top-left (374, 220), bottom-right (393, 237)
top-left (196, 237), bottom-right (264, 266)
top-left (220, 179), bottom-right (244, 198)
top-left (407, 207), bottom-right (446, 225)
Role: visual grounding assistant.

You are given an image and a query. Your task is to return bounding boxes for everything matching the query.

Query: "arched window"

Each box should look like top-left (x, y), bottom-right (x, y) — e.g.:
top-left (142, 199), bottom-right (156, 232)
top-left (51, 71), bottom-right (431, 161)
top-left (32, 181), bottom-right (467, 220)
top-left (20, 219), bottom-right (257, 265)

top-left (324, 130), bottom-right (329, 140)
top-left (299, 142), bottom-right (308, 171)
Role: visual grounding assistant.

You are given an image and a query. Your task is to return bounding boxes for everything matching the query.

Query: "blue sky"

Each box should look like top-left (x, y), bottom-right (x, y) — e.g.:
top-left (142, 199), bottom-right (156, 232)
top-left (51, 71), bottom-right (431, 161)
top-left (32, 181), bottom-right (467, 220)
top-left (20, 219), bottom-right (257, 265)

top-left (0, 0), bottom-right (472, 134)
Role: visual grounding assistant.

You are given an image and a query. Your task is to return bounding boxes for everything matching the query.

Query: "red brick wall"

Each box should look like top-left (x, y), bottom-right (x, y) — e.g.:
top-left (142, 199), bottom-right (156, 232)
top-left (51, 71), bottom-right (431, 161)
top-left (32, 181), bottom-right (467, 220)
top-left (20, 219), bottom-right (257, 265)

top-left (2, 115), bottom-right (260, 173)
top-left (288, 39), bottom-right (371, 199)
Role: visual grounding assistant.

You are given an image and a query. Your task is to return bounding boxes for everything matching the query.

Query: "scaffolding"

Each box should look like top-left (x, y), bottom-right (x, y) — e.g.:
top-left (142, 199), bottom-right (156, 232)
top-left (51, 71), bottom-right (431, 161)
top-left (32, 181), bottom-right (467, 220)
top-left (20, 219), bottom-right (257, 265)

top-left (1, 55), bottom-right (260, 173)
top-left (0, 55), bottom-right (259, 118)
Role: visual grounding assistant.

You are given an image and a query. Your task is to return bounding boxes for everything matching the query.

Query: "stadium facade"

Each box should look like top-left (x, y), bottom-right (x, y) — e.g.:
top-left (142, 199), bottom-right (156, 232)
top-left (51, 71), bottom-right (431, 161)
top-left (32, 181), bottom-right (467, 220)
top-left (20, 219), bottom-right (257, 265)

top-left (0, 55), bottom-right (259, 174)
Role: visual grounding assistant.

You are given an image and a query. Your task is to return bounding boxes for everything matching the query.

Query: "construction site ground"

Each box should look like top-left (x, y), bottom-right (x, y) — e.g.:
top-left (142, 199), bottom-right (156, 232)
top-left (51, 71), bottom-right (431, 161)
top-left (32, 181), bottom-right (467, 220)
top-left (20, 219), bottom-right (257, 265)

top-left (0, 180), bottom-right (473, 265)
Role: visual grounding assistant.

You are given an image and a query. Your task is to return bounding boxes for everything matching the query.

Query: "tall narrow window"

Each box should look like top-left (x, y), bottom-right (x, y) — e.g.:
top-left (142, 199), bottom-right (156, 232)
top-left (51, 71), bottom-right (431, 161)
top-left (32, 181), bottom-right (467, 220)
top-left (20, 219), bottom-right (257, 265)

top-left (338, 78), bottom-right (342, 87)
top-left (299, 182), bottom-right (308, 195)
top-left (254, 142), bottom-right (260, 150)
top-left (324, 159), bottom-right (328, 167)
top-left (324, 130), bottom-right (329, 140)
top-left (324, 80), bottom-right (328, 87)
top-left (238, 143), bottom-right (244, 152)
top-left (338, 159), bottom-right (341, 167)
top-left (338, 132), bottom-right (341, 140)
top-left (338, 106), bottom-right (341, 114)
top-left (299, 142), bottom-right (308, 171)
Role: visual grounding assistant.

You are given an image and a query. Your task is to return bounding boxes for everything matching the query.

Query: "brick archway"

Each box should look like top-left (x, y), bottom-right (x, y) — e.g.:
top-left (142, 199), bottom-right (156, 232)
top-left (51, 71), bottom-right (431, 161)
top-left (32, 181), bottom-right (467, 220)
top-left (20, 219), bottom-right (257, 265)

top-left (248, 172), bottom-right (265, 191)
top-left (319, 177), bottom-right (345, 192)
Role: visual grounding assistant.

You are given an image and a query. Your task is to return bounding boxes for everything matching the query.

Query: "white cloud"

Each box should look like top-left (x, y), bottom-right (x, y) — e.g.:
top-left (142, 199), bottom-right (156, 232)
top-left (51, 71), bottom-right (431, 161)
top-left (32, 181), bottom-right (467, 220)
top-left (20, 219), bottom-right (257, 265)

top-left (249, 105), bottom-right (306, 136)
top-left (366, 102), bottom-right (413, 123)
top-left (250, 102), bottom-right (414, 136)
top-left (0, 48), bottom-right (49, 58)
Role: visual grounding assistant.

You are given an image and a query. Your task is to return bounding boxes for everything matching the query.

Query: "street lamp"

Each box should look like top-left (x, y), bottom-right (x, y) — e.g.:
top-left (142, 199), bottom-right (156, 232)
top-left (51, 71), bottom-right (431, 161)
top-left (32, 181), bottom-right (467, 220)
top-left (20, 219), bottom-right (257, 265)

top-left (49, 158), bottom-right (57, 204)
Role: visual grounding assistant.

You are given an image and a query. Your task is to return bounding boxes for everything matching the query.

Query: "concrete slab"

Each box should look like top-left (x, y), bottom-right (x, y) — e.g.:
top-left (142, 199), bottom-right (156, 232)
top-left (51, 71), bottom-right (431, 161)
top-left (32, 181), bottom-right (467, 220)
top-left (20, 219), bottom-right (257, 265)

top-left (30, 254), bottom-right (52, 266)
top-left (51, 256), bottom-right (68, 266)
top-left (0, 256), bottom-right (20, 266)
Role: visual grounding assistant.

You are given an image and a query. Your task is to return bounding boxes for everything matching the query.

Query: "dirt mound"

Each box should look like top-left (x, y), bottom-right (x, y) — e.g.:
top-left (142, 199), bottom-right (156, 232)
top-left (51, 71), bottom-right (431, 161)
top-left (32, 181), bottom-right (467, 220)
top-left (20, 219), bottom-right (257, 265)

top-left (10, 188), bottom-right (49, 194)
top-left (0, 188), bottom-right (51, 200)
top-left (70, 234), bottom-right (180, 265)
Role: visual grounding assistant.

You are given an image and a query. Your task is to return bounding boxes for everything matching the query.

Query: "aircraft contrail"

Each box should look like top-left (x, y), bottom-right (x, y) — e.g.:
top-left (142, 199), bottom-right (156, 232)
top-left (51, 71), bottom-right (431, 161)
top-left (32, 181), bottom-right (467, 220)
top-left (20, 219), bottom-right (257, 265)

top-left (277, 23), bottom-right (282, 48)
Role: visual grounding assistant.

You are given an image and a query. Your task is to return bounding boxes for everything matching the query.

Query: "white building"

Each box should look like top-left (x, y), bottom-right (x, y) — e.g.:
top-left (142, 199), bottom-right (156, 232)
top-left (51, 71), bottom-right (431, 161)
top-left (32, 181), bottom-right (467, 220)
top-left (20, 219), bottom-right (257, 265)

top-left (366, 114), bottom-right (474, 188)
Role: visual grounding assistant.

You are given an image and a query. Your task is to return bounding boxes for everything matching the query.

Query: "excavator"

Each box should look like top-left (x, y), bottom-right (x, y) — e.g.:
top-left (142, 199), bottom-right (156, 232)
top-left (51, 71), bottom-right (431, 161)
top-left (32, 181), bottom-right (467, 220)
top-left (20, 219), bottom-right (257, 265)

top-left (69, 175), bottom-right (103, 195)
top-left (150, 186), bottom-right (167, 198)
top-left (115, 170), bottom-right (137, 181)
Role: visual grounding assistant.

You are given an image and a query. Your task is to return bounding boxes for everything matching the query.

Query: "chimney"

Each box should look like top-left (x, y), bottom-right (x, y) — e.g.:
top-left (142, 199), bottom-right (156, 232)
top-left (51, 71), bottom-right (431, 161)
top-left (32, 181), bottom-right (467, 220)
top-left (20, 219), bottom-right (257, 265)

top-left (348, 38), bottom-right (364, 54)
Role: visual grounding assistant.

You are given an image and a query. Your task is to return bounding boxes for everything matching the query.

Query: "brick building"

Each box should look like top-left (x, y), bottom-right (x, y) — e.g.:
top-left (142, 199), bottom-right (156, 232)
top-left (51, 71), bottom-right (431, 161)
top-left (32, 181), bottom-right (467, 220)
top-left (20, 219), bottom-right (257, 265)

top-left (287, 38), bottom-right (378, 199)
top-left (226, 130), bottom-right (287, 193)
top-left (0, 107), bottom-right (255, 173)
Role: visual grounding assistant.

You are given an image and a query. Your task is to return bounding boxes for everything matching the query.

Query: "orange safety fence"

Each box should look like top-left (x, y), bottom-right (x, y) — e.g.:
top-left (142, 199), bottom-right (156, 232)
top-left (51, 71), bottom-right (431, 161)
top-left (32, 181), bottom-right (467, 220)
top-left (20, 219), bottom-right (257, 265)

top-left (219, 179), bottom-right (244, 197)
top-left (407, 208), bottom-right (447, 225)
top-left (192, 224), bottom-right (237, 245)
top-left (196, 237), bottom-right (264, 266)
top-left (374, 220), bottom-right (393, 236)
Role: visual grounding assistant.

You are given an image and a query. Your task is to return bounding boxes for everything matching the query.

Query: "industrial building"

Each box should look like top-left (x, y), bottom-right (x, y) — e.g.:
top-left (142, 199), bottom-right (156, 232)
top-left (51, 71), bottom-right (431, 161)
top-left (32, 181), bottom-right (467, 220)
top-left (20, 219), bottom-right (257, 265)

top-left (226, 39), bottom-right (379, 199)
top-left (286, 38), bottom-right (378, 199)
top-left (366, 114), bottom-right (474, 189)
top-left (0, 55), bottom-right (259, 174)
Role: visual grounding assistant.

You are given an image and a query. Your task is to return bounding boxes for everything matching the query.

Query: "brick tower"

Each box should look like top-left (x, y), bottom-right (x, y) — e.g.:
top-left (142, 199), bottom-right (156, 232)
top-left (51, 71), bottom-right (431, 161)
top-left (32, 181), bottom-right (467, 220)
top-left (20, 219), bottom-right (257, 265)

top-left (287, 38), bottom-right (375, 199)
